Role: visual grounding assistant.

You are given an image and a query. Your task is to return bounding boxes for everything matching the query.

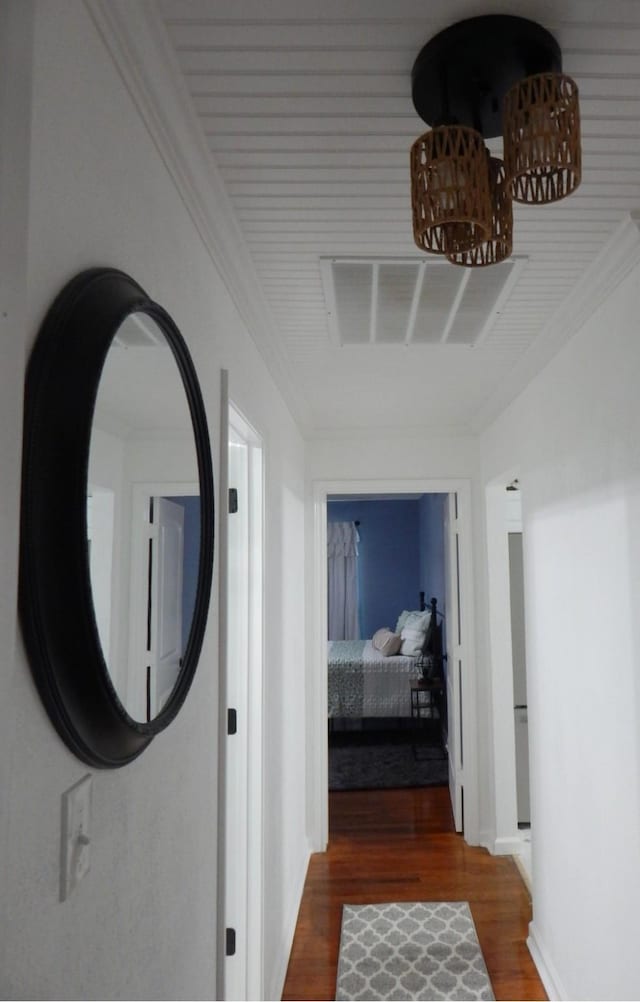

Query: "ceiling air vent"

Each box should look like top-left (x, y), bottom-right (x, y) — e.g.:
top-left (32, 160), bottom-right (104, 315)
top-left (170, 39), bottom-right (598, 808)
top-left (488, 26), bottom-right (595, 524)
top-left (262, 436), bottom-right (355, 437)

top-left (320, 256), bottom-right (525, 348)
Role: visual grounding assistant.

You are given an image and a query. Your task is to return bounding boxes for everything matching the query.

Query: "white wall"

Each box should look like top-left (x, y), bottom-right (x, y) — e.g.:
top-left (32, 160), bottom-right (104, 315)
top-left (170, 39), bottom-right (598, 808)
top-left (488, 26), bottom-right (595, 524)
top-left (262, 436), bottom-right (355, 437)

top-left (480, 250), bottom-right (640, 999)
top-left (0, 3), bottom-right (308, 999)
top-left (88, 426), bottom-right (126, 673)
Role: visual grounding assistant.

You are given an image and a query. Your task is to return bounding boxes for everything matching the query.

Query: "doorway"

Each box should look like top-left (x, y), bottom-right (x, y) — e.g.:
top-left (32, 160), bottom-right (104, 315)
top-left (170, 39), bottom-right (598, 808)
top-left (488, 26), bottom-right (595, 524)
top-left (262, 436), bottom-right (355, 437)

top-left (325, 494), bottom-right (448, 797)
top-left (218, 380), bottom-right (264, 1002)
top-left (308, 478), bottom-right (478, 851)
top-left (485, 475), bottom-right (531, 871)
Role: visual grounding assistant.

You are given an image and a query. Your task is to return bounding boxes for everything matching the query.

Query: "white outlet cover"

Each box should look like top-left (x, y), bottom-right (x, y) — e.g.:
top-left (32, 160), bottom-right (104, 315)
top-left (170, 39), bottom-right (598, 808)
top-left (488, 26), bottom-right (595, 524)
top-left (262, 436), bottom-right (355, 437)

top-left (60, 774), bottom-right (92, 902)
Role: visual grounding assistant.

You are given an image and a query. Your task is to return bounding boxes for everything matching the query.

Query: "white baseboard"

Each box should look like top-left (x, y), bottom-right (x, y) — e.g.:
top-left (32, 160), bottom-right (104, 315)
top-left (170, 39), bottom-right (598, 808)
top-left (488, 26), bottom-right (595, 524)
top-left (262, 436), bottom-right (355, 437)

top-left (527, 920), bottom-right (568, 1002)
top-left (479, 832), bottom-right (525, 856)
top-left (513, 853), bottom-right (531, 893)
top-left (492, 835), bottom-right (525, 855)
top-left (264, 843), bottom-right (311, 1002)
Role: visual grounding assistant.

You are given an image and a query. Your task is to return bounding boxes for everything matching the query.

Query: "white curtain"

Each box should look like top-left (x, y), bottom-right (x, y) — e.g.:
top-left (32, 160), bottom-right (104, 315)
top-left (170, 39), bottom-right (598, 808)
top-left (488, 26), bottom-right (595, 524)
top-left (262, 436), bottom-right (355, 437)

top-left (327, 521), bottom-right (360, 640)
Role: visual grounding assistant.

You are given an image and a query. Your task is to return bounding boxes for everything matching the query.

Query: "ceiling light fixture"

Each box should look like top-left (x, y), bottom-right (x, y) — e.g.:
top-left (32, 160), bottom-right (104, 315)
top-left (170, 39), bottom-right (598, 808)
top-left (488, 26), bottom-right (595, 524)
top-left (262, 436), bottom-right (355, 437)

top-left (409, 15), bottom-right (581, 267)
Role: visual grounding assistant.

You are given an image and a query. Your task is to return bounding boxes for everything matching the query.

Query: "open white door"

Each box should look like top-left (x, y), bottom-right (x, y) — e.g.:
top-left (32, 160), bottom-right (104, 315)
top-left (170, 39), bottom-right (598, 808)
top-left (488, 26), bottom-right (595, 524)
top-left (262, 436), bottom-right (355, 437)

top-left (444, 491), bottom-right (464, 832)
top-left (150, 497), bottom-right (184, 716)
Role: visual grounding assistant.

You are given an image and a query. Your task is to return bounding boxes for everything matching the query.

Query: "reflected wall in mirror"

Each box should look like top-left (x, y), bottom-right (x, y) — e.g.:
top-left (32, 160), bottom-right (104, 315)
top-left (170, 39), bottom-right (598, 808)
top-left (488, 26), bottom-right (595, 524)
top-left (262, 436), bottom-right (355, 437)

top-left (20, 269), bottom-right (215, 767)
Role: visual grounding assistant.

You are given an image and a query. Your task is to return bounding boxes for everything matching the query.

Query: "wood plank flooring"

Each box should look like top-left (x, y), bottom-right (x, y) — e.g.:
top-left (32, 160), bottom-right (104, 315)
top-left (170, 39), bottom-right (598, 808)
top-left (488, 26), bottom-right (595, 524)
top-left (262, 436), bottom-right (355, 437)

top-left (281, 787), bottom-right (546, 1001)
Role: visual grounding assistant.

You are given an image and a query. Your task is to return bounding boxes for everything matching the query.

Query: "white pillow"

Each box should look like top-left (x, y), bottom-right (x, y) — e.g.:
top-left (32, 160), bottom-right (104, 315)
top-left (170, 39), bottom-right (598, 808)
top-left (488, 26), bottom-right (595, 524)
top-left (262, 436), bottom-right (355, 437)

top-left (372, 628), bottom-right (402, 657)
top-left (400, 610), bottom-right (431, 656)
top-left (395, 609), bottom-right (410, 634)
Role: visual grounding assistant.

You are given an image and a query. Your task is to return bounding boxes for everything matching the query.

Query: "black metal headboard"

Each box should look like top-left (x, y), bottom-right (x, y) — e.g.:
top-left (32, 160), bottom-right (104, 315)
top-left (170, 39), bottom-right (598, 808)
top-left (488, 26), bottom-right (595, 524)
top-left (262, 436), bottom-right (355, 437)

top-left (419, 594), bottom-right (445, 666)
top-left (419, 592), bottom-right (439, 619)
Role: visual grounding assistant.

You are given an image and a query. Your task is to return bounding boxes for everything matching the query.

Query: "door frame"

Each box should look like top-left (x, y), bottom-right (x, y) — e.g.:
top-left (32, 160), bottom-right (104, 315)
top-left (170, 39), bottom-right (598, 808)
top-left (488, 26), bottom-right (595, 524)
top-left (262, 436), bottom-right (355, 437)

top-left (128, 480), bottom-right (198, 721)
top-left (308, 477), bottom-right (478, 851)
top-left (484, 473), bottom-right (527, 855)
top-left (218, 372), bottom-right (265, 1001)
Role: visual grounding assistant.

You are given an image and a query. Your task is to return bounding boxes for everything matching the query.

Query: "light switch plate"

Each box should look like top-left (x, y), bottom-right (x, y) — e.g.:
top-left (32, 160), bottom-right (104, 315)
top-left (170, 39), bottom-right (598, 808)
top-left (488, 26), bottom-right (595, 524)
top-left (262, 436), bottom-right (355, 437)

top-left (60, 774), bottom-right (92, 901)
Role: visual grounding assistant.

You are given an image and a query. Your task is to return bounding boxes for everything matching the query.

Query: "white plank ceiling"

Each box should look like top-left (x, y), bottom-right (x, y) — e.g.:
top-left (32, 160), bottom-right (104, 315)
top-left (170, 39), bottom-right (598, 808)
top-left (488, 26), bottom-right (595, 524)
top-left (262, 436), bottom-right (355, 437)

top-left (157, 0), bottom-right (640, 434)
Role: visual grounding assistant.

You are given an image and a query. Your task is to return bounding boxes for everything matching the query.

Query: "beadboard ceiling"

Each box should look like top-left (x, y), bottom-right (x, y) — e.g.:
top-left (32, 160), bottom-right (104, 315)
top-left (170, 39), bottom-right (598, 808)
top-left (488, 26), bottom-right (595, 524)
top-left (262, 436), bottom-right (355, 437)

top-left (156, 0), bottom-right (640, 435)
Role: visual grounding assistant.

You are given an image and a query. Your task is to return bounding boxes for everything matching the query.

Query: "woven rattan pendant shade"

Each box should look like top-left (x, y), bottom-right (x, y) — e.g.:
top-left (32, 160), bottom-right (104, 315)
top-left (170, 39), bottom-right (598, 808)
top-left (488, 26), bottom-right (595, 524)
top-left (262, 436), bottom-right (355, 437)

top-left (503, 72), bottom-right (581, 204)
top-left (447, 157), bottom-right (513, 267)
top-left (410, 126), bottom-right (492, 255)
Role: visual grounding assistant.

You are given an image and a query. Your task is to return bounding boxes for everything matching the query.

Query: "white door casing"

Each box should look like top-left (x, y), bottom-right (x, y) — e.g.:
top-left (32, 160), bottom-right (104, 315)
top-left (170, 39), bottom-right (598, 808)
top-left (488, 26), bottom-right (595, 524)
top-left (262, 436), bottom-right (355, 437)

top-left (444, 492), bottom-right (464, 832)
top-left (309, 478), bottom-right (477, 851)
top-left (126, 482), bottom-right (198, 723)
top-left (87, 485), bottom-right (115, 666)
top-left (151, 497), bottom-right (184, 715)
top-left (218, 373), bottom-right (265, 1002)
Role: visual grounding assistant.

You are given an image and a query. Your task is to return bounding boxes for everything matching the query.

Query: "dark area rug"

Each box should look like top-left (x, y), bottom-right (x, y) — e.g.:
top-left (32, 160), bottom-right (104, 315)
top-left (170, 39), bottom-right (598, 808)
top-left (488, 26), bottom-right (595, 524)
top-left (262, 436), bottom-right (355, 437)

top-left (329, 726), bottom-right (448, 791)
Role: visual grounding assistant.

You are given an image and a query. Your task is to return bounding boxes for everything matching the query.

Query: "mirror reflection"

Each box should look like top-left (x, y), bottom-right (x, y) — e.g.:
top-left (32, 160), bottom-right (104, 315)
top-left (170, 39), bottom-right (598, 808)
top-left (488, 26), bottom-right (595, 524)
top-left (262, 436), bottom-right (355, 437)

top-left (87, 312), bottom-right (200, 722)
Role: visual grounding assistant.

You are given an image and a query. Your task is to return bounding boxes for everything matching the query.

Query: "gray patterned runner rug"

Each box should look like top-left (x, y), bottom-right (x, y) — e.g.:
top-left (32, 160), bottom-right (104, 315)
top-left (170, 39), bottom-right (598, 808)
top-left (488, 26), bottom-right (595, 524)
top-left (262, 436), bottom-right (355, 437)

top-left (335, 901), bottom-right (495, 1001)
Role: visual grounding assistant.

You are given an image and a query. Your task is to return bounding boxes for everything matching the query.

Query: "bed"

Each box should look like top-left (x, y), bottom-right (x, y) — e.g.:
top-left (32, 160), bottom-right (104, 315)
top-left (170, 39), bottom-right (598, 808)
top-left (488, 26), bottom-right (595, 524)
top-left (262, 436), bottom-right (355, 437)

top-left (328, 596), bottom-right (444, 720)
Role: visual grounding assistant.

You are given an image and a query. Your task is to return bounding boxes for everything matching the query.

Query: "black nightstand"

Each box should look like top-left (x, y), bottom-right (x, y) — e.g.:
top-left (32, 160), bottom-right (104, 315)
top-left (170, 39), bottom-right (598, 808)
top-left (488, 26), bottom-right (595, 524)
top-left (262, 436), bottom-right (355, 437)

top-left (410, 678), bottom-right (446, 755)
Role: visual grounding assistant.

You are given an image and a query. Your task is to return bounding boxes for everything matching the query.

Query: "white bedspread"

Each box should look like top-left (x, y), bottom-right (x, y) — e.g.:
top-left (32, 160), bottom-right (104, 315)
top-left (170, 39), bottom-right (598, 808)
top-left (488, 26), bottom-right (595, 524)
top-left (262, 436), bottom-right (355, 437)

top-left (328, 639), bottom-right (419, 718)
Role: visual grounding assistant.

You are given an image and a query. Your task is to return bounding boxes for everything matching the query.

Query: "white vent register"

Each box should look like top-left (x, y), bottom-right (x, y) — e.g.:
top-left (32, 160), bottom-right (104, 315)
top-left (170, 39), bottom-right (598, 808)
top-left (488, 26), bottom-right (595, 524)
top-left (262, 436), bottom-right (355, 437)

top-left (321, 255), bottom-right (525, 348)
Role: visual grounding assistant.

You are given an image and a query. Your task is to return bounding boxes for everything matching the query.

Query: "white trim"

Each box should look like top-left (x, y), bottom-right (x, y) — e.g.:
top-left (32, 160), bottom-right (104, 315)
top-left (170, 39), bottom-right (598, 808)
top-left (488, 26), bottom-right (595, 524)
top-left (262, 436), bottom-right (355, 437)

top-left (219, 386), bottom-right (266, 1002)
top-left (528, 921), bottom-right (568, 1002)
top-left (491, 835), bottom-right (525, 855)
top-left (231, 404), bottom-right (265, 1002)
top-left (84, 0), bottom-right (310, 431)
top-left (264, 847), bottom-right (311, 1002)
top-left (473, 211), bottom-right (640, 430)
top-left (513, 852), bottom-right (532, 894)
top-left (217, 371), bottom-right (230, 1002)
top-left (484, 479), bottom-right (520, 849)
top-left (127, 480), bottom-right (199, 721)
top-left (309, 477), bottom-right (478, 852)
top-left (478, 829), bottom-right (494, 853)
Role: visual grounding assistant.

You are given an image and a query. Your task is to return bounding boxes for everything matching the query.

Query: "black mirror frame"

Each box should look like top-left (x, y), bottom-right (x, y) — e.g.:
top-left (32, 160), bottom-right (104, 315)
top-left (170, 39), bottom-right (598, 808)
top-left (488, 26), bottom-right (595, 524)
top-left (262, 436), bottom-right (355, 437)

top-left (19, 268), bottom-right (215, 768)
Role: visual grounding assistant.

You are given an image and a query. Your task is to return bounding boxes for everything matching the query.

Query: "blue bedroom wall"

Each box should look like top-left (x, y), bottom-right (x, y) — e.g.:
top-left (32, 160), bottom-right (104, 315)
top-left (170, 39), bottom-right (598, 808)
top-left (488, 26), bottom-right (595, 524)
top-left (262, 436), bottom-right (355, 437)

top-left (419, 493), bottom-right (447, 617)
top-left (165, 495), bottom-right (201, 653)
top-left (328, 495), bottom-right (447, 639)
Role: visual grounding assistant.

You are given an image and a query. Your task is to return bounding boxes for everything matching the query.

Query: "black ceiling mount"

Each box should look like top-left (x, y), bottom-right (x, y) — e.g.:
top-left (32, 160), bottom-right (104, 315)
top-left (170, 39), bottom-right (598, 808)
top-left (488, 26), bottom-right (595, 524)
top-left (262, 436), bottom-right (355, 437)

top-left (411, 15), bottom-right (562, 138)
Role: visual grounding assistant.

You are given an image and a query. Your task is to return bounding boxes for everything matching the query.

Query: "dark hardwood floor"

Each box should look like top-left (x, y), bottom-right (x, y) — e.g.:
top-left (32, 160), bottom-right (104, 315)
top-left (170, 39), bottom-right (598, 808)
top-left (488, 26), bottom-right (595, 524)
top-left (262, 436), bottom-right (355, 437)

top-left (281, 786), bottom-right (546, 1001)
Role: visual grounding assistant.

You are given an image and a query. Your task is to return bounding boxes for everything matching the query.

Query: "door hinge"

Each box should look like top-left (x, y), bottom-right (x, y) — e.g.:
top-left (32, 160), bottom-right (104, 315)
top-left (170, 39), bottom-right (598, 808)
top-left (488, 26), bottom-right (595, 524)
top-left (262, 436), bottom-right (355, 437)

top-left (225, 927), bottom-right (236, 957)
top-left (227, 707), bottom-right (237, 735)
top-left (228, 487), bottom-right (238, 514)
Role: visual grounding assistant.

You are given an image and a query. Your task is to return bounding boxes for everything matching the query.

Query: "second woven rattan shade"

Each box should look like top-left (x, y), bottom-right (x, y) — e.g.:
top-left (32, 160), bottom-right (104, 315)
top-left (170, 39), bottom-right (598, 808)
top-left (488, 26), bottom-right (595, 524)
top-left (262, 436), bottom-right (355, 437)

top-left (503, 72), bottom-right (581, 204)
top-left (447, 157), bottom-right (513, 267)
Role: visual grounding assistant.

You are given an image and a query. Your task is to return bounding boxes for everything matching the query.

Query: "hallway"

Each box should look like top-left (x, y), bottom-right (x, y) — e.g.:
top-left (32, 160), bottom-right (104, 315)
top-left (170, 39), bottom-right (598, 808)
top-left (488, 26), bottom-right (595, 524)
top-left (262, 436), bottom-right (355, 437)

top-left (282, 787), bottom-right (546, 1001)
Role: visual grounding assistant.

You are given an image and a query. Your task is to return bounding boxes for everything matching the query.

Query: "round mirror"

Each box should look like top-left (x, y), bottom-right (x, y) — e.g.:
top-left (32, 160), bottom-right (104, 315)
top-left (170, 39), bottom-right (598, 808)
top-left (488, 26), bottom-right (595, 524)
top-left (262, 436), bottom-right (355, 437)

top-left (19, 269), bottom-right (214, 767)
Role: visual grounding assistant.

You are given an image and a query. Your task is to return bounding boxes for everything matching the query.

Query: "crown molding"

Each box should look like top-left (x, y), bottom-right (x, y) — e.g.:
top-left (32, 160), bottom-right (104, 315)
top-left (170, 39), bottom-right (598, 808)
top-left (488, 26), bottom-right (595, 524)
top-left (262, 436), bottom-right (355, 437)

top-left (472, 210), bottom-right (640, 432)
top-left (84, 0), bottom-right (311, 432)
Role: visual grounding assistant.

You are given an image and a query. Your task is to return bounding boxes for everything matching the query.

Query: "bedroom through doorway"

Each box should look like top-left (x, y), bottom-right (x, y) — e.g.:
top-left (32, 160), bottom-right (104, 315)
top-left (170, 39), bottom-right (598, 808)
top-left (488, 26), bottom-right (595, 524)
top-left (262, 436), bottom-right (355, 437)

top-left (326, 493), bottom-right (448, 796)
top-left (310, 477), bottom-right (476, 852)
